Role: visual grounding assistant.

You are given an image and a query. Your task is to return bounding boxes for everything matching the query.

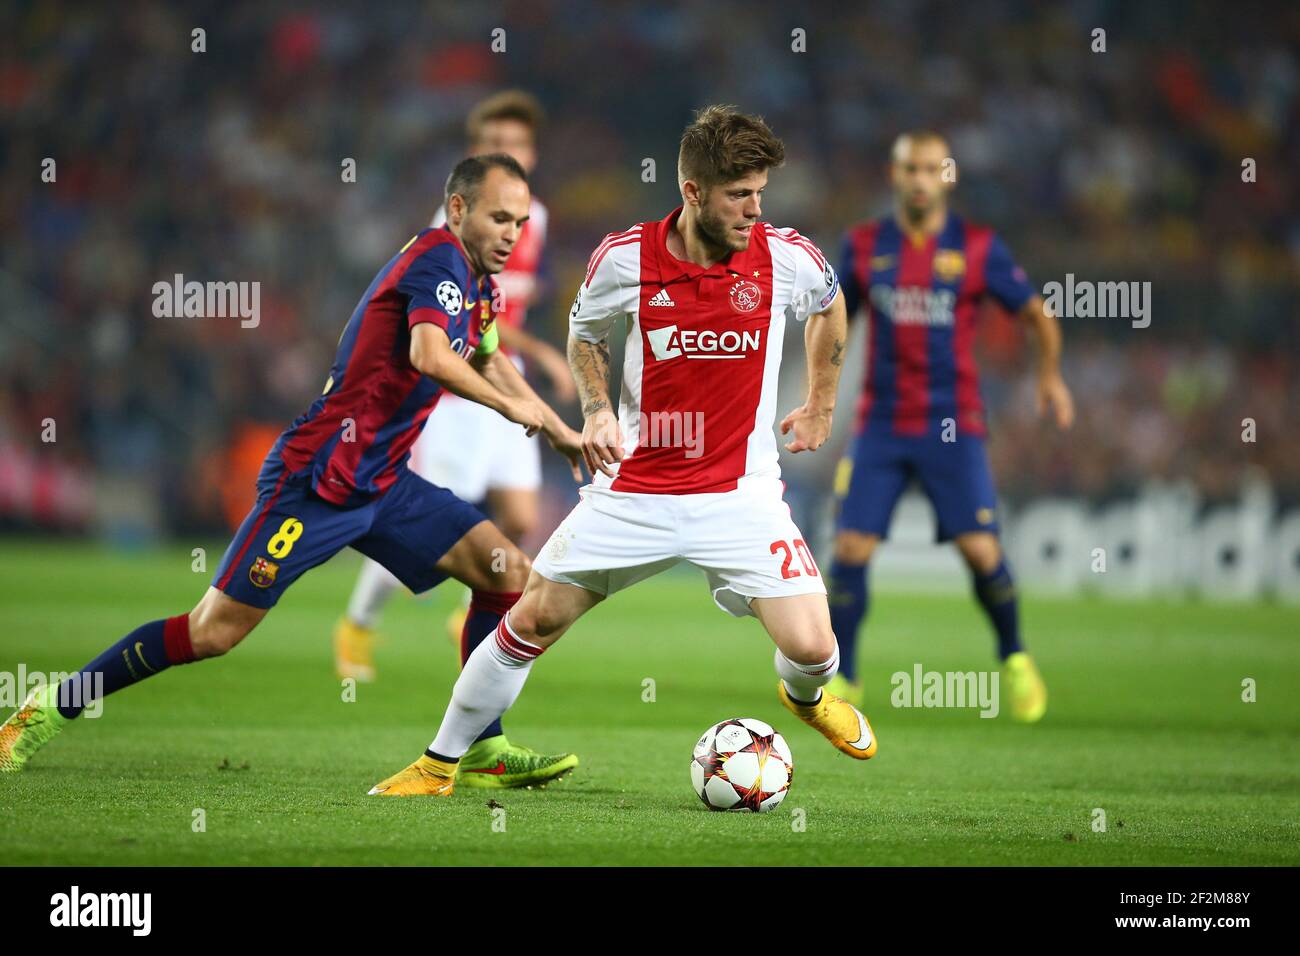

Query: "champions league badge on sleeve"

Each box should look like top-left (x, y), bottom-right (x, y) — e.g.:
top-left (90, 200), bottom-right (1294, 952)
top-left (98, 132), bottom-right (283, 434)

top-left (435, 280), bottom-right (463, 316)
top-left (820, 261), bottom-right (840, 310)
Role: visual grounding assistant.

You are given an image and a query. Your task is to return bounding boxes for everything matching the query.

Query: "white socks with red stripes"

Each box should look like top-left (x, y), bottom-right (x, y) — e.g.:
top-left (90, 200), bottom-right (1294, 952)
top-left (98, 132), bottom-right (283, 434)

top-left (775, 646), bottom-right (839, 704)
top-left (428, 614), bottom-right (544, 759)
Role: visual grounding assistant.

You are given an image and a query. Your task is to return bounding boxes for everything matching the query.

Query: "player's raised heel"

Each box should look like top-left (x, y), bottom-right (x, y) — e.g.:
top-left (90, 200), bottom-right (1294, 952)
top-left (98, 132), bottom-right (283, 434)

top-left (778, 681), bottom-right (878, 759)
top-left (1003, 652), bottom-right (1047, 723)
top-left (333, 617), bottom-right (377, 683)
top-left (0, 687), bottom-right (69, 773)
top-left (367, 754), bottom-right (456, 797)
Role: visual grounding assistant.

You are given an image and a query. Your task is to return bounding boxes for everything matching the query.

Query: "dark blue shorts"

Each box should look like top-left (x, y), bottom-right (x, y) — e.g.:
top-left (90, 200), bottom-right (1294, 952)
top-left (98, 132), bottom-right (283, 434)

top-left (212, 466), bottom-right (487, 609)
top-left (834, 427), bottom-right (1000, 543)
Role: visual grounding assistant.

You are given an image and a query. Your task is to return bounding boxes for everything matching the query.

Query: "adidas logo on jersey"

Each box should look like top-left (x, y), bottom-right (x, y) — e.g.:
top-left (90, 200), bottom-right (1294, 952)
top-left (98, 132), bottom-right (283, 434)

top-left (647, 289), bottom-right (675, 307)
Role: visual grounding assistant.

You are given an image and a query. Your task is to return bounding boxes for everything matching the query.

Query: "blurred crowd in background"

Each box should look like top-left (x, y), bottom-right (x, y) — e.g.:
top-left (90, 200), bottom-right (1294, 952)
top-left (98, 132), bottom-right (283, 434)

top-left (2, 0), bottom-right (1298, 538)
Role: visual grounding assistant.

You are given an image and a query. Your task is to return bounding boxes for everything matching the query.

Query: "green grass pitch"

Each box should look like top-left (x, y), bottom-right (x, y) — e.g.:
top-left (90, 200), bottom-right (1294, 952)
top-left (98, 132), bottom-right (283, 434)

top-left (1, 539), bottom-right (1297, 866)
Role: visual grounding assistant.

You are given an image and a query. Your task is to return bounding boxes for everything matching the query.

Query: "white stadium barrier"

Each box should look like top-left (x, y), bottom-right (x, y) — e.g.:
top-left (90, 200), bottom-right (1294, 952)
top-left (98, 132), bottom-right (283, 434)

top-left (1270, 512), bottom-right (1300, 606)
top-left (830, 481), bottom-right (1296, 602)
top-left (1007, 499), bottom-right (1089, 594)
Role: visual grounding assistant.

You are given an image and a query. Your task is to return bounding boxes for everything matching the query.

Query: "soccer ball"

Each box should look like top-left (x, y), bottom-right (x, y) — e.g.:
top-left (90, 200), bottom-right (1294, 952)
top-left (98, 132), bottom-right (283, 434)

top-left (690, 717), bottom-right (793, 812)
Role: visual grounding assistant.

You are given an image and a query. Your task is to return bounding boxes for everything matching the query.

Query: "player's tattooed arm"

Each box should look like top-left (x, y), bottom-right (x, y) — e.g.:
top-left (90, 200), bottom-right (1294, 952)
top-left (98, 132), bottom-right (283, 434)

top-left (567, 335), bottom-right (612, 417)
top-left (780, 288), bottom-right (848, 453)
top-left (567, 334), bottom-right (623, 478)
top-left (1019, 294), bottom-right (1075, 430)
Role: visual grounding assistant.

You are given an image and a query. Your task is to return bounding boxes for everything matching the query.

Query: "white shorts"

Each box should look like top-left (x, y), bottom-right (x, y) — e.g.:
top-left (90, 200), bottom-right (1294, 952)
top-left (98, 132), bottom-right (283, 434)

top-left (411, 395), bottom-right (542, 502)
top-left (532, 478), bottom-right (827, 617)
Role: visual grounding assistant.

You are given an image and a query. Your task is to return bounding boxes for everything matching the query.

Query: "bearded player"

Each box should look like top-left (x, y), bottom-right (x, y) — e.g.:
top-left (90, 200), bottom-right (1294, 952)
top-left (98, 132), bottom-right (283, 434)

top-left (1, 155), bottom-right (584, 786)
top-left (824, 131), bottom-right (1074, 721)
top-left (334, 91), bottom-right (575, 687)
top-left (369, 105), bottom-right (879, 798)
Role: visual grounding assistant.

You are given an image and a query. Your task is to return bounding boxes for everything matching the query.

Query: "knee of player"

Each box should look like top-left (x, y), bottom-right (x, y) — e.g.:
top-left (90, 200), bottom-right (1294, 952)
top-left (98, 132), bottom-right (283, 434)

top-left (957, 534), bottom-right (1002, 574)
top-left (188, 618), bottom-right (251, 658)
top-left (782, 630), bottom-right (838, 668)
top-left (503, 601), bottom-right (544, 644)
top-left (496, 547), bottom-right (531, 592)
top-left (507, 599), bottom-right (566, 646)
top-left (834, 532), bottom-right (878, 565)
top-left (187, 597), bottom-right (259, 658)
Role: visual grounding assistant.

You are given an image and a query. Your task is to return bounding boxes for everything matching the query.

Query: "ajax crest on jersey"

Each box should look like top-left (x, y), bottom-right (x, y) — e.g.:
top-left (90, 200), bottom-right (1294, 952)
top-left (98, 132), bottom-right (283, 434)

top-left (691, 717), bottom-right (793, 812)
top-left (728, 279), bottom-right (762, 314)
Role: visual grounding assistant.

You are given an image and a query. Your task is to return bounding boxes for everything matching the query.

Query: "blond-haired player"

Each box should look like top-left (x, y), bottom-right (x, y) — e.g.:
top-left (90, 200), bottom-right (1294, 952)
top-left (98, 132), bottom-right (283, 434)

top-left (370, 106), bottom-right (878, 797)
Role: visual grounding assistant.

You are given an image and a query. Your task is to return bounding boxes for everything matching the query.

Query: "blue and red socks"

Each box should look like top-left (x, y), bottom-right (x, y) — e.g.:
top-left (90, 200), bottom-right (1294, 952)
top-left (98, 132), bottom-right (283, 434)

top-left (830, 552), bottom-right (1022, 674)
top-left (55, 614), bottom-right (196, 719)
top-left (973, 559), bottom-right (1023, 660)
top-left (827, 561), bottom-right (869, 683)
top-left (459, 590), bottom-right (522, 743)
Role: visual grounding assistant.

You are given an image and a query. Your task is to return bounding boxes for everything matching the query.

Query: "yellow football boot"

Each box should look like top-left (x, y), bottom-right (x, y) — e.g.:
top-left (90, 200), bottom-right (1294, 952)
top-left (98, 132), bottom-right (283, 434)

top-left (1003, 651), bottom-right (1047, 723)
top-left (333, 617), bottom-right (376, 683)
top-left (778, 682), bottom-right (878, 759)
top-left (367, 754), bottom-right (457, 797)
top-left (824, 674), bottom-right (863, 708)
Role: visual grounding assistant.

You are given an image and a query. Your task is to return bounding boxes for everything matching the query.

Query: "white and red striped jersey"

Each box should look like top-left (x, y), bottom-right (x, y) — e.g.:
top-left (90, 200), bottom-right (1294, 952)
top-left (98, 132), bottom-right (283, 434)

top-left (570, 206), bottom-right (839, 496)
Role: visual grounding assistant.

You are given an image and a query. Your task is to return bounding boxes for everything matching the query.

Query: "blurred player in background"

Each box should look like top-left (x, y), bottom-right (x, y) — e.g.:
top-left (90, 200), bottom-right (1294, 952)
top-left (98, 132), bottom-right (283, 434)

top-left (334, 91), bottom-right (574, 682)
top-left (827, 131), bottom-right (1075, 721)
top-left (369, 106), bottom-right (879, 797)
top-left (2, 156), bottom-right (583, 789)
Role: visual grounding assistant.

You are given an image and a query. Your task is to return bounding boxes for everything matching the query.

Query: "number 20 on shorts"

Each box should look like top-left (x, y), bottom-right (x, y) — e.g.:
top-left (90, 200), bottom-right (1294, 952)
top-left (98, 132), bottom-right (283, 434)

top-left (770, 539), bottom-right (818, 579)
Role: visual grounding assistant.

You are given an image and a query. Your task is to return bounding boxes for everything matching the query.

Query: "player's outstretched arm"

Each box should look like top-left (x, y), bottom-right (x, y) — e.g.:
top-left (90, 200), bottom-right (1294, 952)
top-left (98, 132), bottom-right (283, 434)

top-left (780, 288), bottom-right (848, 453)
top-left (498, 323), bottom-right (578, 403)
top-left (473, 347), bottom-right (585, 481)
top-left (409, 322), bottom-right (544, 436)
top-left (567, 333), bottom-right (623, 479)
top-left (1018, 294), bottom-right (1075, 430)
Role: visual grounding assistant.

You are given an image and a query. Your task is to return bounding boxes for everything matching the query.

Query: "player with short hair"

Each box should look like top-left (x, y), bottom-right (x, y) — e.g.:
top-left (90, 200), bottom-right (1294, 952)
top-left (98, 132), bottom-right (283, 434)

top-left (825, 130), bottom-right (1074, 721)
top-left (330, 91), bottom-right (579, 788)
top-left (334, 90), bottom-right (567, 674)
top-left (1, 155), bottom-right (584, 785)
top-left (369, 105), bottom-right (879, 797)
